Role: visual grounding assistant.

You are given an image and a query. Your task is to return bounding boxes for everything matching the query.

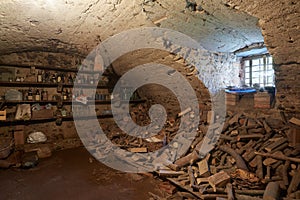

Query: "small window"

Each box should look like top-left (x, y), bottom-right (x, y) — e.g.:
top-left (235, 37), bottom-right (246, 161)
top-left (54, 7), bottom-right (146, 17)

top-left (243, 55), bottom-right (275, 87)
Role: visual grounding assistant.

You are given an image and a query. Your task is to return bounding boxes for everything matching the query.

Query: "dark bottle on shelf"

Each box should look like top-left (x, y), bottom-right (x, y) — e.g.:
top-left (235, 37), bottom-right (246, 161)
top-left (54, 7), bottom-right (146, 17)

top-left (41, 89), bottom-right (48, 101)
top-left (68, 74), bottom-right (73, 84)
top-left (28, 88), bottom-right (33, 101)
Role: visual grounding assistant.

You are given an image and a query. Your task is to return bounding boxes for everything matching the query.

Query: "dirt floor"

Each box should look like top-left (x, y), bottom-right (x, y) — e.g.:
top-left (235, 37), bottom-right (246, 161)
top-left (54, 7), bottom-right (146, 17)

top-left (0, 147), bottom-right (163, 200)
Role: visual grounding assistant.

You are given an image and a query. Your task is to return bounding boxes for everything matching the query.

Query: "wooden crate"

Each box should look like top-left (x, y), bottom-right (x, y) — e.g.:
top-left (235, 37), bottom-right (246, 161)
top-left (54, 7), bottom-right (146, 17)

top-left (31, 109), bottom-right (53, 119)
top-left (226, 93), bottom-right (239, 106)
top-left (254, 92), bottom-right (271, 109)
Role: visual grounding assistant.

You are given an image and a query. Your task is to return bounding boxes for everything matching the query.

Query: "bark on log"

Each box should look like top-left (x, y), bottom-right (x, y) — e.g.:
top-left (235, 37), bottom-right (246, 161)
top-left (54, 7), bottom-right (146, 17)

top-left (256, 155), bottom-right (264, 179)
top-left (219, 145), bottom-right (249, 171)
top-left (226, 183), bottom-right (234, 200)
top-left (288, 166), bottom-right (300, 194)
top-left (237, 134), bottom-right (264, 141)
top-left (263, 181), bottom-right (280, 200)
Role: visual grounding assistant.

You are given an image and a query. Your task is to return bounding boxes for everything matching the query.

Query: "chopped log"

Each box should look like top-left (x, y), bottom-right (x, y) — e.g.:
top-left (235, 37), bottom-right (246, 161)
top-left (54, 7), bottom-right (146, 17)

top-left (207, 171), bottom-right (231, 192)
top-left (219, 145), bottom-right (249, 171)
top-left (237, 134), bottom-right (264, 141)
top-left (289, 117), bottom-right (300, 126)
top-left (235, 189), bottom-right (265, 195)
top-left (263, 158), bottom-right (278, 166)
top-left (263, 120), bottom-right (272, 133)
top-left (265, 138), bottom-right (288, 152)
top-left (265, 166), bottom-right (271, 181)
top-left (174, 150), bottom-right (199, 168)
top-left (255, 151), bottom-right (300, 163)
top-left (226, 183), bottom-right (234, 200)
top-left (197, 158), bottom-right (210, 177)
top-left (235, 194), bottom-right (263, 200)
top-left (249, 156), bottom-right (258, 168)
top-left (201, 194), bottom-right (228, 200)
top-left (220, 135), bottom-right (236, 141)
top-left (236, 140), bottom-right (256, 155)
top-left (269, 142), bottom-right (289, 154)
top-left (248, 128), bottom-right (265, 134)
top-left (287, 166), bottom-right (300, 194)
top-left (256, 155), bottom-right (264, 179)
top-left (167, 163), bottom-right (180, 171)
top-left (282, 160), bottom-right (290, 187)
top-left (263, 182), bottom-right (280, 200)
top-left (229, 113), bottom-right (242, 125)
top-left (167, 178), bottom-right (202, 199)
top-left (242, 149), bottom-right (256, 163)
top-left (174, 141), bottom-right (204, 168)
top-left (158, 169), bottom-right (185, 177)
top-left (188, 166), bottom-right (195, 187)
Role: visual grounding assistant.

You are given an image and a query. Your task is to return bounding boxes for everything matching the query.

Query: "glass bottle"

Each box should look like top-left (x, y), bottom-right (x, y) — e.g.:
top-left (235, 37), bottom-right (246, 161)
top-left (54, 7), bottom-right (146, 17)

top-left (28, 88), bottom-right (33, 101)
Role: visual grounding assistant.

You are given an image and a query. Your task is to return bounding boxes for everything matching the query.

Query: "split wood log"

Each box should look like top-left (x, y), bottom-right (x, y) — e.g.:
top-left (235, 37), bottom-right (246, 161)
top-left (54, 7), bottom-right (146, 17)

top-left (237, 134), bottom-right (264, 141)
top-left (287, 166), bottom-right (300, 194)
top-left (219, 145), bottom-right (249, 171)
top-left (255, 151), bottom-right (300, 163)
top-left (236, 140), bottom-right (256, 155)
top-left (249, 155), bottom-right (258, 168)
top-left (188, 166), bottom-right (195, 187)
top-left (235, 194), bottom-right (263, 200)
top-left (269, 142), bottom-right (289, 154)
top-left (235, 190), bottom-right (265, 195)
top-left (265, 166), bottom-right (271, 180)
top-left (207, 171), bottom-right (231, 192)
top-left (263, 181), bottom-right (280, 200)
top-left (282, 160), bottom-right (290, 187)
top-left (263, 120), bottom-right (272, 133)
top-left (265, 138), bottom-right (288, 152)
top-left (167, 178), bottom-right (202, 199)
top-left (226, 183), bottom-right (234, 200)
top-left (256, 155), bottom-right (264, 179)
top-left (174, 141), bottom-right (204, 168)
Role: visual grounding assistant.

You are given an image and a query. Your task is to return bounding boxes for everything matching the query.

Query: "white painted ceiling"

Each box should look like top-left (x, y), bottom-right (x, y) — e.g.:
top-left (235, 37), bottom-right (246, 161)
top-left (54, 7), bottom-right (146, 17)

top-left (0, 0), bottom-right (264, 55)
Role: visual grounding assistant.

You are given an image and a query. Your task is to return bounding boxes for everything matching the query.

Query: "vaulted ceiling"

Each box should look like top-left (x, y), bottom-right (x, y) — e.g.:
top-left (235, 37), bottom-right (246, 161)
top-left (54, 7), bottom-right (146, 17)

top-left (0, 0), bottom-right (264, 56)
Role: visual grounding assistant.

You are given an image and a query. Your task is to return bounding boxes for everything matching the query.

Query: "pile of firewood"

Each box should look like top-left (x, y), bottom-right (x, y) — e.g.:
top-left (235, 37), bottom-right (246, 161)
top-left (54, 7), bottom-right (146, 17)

top-left (156, 112), bottom-right (300, 200)
top-left (99, 102), bottom-right (300, 199)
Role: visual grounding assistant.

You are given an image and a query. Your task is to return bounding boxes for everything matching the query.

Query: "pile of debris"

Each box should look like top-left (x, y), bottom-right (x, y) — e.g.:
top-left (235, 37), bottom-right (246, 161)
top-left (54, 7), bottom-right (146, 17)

top-left (154, 112), bottom-right (300, 200)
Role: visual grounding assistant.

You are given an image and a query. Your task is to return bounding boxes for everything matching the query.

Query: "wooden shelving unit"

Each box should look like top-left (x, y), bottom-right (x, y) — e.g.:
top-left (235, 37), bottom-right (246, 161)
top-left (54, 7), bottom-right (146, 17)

top-left (0, 64), bottom-right (145, 126)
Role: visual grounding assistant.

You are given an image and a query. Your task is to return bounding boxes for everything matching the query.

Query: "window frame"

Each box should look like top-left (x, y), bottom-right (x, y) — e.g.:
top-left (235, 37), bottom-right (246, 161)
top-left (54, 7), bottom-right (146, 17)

top-left (242, 54), bottom-right (274, 87)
